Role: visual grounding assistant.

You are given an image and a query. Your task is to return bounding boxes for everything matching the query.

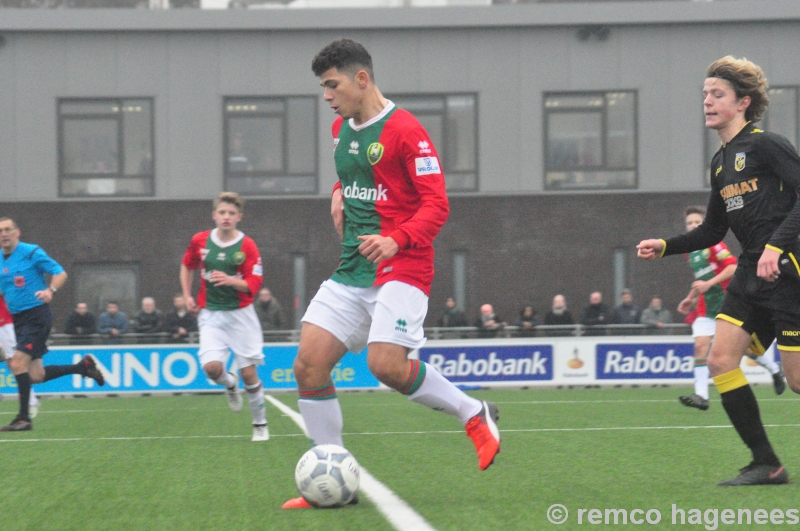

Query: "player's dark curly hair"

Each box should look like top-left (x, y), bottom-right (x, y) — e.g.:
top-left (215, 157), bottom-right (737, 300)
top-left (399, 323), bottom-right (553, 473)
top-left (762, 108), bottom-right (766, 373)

top-left (684, 205), bottom-right (706, 218)
top-left (312, 39), bottom-right (375, 81)
top-left (707, 56), bottom-right (769, 123)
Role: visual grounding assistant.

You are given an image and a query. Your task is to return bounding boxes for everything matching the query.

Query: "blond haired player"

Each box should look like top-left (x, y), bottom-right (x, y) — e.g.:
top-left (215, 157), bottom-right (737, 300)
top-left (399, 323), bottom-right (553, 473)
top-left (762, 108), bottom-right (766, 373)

top-left (180, 192), bottom-right (269, 442)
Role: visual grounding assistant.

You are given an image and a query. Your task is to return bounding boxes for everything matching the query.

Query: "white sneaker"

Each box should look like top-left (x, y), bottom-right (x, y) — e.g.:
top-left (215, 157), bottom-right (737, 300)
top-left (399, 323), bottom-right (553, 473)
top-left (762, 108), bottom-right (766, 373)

top-left (252, 424), bottom-right (270, 442)
top-left (225, 372), bottom-right (243, 413)
top-left (28, 401), bottom-right (39, 419)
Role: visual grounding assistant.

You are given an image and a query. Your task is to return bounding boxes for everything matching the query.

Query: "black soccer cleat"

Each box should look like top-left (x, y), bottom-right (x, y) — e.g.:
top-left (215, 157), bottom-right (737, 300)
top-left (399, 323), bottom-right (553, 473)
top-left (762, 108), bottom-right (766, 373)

top-left (772, 366), bottom-right (786, 395)
top-left (718, 463), bottom-right (789, 486)
top-left (679, 393), bottom-right (709, 411)
top-left (81, 355), bottom-right (105, 386)
top-left (0, 418), bottom-right (32, 432)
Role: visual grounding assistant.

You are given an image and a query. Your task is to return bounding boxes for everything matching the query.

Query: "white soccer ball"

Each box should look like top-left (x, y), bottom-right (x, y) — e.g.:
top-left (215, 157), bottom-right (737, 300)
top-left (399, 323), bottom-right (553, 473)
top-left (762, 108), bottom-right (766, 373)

top-left (294, 444), bottom-right (360, 507)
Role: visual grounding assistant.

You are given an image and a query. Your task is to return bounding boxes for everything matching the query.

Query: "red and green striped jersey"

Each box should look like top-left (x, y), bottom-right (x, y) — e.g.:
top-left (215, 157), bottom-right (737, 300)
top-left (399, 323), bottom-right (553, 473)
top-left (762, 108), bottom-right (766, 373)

top-left (330, 102), bottom-right (449, 296)
top-left (685, 242), bottom-right (737, 318)
top-left (182, 229), bottom-right (263, 310)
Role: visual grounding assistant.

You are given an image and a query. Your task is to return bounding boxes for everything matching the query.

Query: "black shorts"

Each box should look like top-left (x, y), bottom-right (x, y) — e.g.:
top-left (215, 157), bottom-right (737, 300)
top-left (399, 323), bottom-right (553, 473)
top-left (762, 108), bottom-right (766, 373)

top-left (718, 258), bottom-right (800, 352)
top-left (12, 304), bottom-right (53, 359)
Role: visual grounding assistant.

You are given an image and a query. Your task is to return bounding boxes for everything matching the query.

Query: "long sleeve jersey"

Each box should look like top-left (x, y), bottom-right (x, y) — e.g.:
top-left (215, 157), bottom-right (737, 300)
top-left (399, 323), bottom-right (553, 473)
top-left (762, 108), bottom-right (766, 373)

top-left (330, 101), bottom-right (449, 296)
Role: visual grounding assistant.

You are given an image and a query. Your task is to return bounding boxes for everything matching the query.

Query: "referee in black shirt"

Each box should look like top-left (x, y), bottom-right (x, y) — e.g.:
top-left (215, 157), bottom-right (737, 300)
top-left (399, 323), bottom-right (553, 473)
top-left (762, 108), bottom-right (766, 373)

top-left (638, 56), bottom-right (800, 486)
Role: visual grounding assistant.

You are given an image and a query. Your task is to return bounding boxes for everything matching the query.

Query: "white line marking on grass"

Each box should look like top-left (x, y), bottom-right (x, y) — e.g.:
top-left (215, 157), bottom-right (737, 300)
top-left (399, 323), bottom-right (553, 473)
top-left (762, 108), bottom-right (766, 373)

top-left (495, 398), bottom-right (800, 405)
top-left (264, 394), bottom-right (437, 531)
top-left (1, 423), bottom-right (797, 445)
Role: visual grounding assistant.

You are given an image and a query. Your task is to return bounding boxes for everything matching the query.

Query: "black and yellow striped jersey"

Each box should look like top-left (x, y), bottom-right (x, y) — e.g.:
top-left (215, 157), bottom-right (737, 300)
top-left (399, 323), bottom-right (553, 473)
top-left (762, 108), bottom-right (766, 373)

top-left (663, 122), bottom-right (800, 260)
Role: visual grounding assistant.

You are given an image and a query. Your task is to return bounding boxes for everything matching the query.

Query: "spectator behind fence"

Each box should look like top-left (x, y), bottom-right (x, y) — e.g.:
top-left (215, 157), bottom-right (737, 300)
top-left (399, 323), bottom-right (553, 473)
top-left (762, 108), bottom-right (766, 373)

top-left (640, 295), bottom-right (673, 329)
top-left (475, 303), bottom-right (504, 338)
top-left (64, 302), bottom-right (97, 342)
top-left (515, 305), bottom-right (540, 337)
top-left (580, 291), bottom-right (610, 326)
top-left (98, 301), bottom-right (129, 344)
top-left (133, 297), bottom-right (164, 335)
top-left (543, 294), bottom-right (574, 325)
top-left (437, 297), bottom-right (468, 328)
top-left (164, 294), bottom-right (198, 343)
top-left (255, 287), bottom-right (285, 333)
top-left (611, 288), bottom-right (642, 325)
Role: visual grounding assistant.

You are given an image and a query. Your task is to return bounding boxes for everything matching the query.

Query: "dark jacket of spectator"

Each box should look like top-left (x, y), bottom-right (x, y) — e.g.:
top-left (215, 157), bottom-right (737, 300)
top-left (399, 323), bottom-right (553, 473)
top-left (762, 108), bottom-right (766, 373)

top-left (64, 311), bottom-right (97, 336)
top-left (133, 309), bottom-right (164, 334)
top-left (98, 310), bottom-right (129, 344)
top-left (543, 309), bottom-right (574, 326)
top-left (256, 298), bottom-right (285, 331)
top-left (164, 309), bottom-right (198, 343)
top-left (611, 303), bottom-right (641, 325)
top-left (580, 303), bottom-right (611, 327)
top-left (438, 306), bottom-right (468, 328)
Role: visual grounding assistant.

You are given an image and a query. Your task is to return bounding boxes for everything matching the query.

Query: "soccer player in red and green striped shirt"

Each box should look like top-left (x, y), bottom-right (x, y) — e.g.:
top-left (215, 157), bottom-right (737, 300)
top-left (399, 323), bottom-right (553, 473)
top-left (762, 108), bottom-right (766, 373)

top-left (282, 39), bottom-right (500, 509)
top-left (180, 192), bottom-right (269, 442)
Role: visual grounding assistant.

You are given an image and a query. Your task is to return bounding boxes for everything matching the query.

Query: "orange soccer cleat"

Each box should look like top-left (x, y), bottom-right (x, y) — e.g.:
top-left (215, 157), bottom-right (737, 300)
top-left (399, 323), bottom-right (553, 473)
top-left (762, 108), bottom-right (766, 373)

top-left (465, 400), bottom-right (501, 471)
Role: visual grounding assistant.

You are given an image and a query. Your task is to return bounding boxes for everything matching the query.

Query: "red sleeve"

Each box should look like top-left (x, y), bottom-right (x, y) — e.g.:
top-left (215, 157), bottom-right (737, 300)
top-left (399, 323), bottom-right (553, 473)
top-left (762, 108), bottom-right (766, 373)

top-left (710, 242), bottom-right (737, 269)
top-left (331, 118), bottom-right (344, 194)
top-left (389, 112), bottom-right (449, 250)
top-left (182, 231), bottom-right (207, 270)
top-left (238, 236), bottom-right (263, 296)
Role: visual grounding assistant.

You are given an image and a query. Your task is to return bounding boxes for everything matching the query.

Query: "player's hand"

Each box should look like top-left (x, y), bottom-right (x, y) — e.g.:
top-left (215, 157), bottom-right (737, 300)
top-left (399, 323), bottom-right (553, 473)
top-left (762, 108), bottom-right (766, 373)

top-left (757, 247), bottom-right (781, 282)
top-left (185, 295), bottom-right (199, 313)
top-left (208, 270), bottom-right (235, 287)
top-left (691, 280), bottom-right (711, 294)
top-left (677, 297), bottom-right (694, 315)
top-left (636, 239), bottom-right (664, 260)
top-left (357, 234), bottom-right (400, 264)
top-left (331, 188), bottom-right (344, 239)
top-left (35, 289), bottom-right (53, 303)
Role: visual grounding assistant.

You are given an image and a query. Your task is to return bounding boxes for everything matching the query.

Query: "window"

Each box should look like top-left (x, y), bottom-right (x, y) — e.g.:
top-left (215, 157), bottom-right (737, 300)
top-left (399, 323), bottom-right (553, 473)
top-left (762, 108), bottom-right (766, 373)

top-left (224, 97), bottom-right (317, 195)
top-left (544, 91), bottom-right (637, 190)
top-left (704, 86), bottom-right (798, 185)
top-left (389, 94), bottom-right (478, 192)
top-left (73, 263), bottom-right (139, 318)
top-left (58, 99), bottom-right (154, 197)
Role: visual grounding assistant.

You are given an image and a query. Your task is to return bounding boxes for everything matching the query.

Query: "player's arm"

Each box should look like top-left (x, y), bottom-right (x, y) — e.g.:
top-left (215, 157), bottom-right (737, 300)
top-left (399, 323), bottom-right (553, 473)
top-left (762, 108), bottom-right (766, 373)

top-left (236, 239), bottom-right (263, 295)
top-left (358, 126), bottom-right (449, 264)
top-left (758, 134), bottom-right (800, 281)
top-left (180, 235), bottom-right (202, 312)
top-left (179, 264), bottom-right (197, 312)
top-left (33, 249), bottom-right (67, 303)
top-left (209, 238), bottom-right (262, 293)
top-left (331, 182), bottom-right (344, 240)
top-left (677, 291), bottom-right (697, 315)
top-left (693, 263), bottom-right (736, 293)
top-left (361, 127), bottom-right (449, 259)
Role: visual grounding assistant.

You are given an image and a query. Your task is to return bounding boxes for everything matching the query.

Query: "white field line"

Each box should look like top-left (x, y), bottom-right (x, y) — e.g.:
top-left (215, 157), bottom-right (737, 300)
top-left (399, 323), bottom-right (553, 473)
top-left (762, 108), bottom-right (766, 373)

top-left (2, 423), bottom-right (799, 445)
top-left (264, 394), bottom-right (437, 531)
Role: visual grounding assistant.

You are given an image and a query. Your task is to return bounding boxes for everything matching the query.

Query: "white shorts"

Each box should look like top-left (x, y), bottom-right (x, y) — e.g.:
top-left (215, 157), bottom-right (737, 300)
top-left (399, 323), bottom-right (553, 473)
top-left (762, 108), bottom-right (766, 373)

top-left (692, 316), bottom-right (717, 338)
top-left (302, 279), bottom-right (428, 354)
top-left (197, 305), bottom-right (264, 369)
top-left (0, 323), bottom-right (15, 361)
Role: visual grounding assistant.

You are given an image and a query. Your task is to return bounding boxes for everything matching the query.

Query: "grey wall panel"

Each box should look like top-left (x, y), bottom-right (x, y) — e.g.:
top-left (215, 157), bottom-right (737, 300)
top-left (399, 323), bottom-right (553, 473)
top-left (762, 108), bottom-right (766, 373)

top-left (0, 35), bottom-right (16, 198)
top-left (164, 33), bottom-right (221, 198)
top-left (65, 33), bottom-right (119, 95)
top-left (13, 34), bottom-right (67, 200)
top-left (469, 29), bottom-right (521, 192)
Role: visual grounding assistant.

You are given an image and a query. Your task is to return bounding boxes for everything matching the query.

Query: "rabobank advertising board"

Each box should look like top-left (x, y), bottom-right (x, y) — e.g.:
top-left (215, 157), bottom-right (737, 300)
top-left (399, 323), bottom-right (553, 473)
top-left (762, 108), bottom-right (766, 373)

top-left (596, 343), bottom-right (695, 380)
top-left (418, 345), bottom-right (553, 384)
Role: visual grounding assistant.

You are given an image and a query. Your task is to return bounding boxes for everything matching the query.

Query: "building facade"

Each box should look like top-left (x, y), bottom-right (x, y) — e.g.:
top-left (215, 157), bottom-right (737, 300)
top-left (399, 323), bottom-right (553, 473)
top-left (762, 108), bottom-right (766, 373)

top-left (0, 1), bottom-right (798, 326)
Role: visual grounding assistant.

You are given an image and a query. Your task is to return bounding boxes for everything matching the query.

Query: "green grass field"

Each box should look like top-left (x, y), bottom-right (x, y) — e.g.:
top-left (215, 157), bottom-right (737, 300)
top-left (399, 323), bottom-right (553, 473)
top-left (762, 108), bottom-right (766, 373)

top-left (1, 385), bottom-right (798, 531)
